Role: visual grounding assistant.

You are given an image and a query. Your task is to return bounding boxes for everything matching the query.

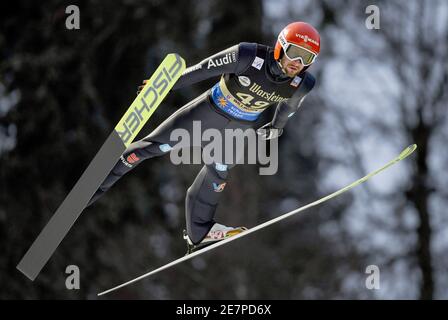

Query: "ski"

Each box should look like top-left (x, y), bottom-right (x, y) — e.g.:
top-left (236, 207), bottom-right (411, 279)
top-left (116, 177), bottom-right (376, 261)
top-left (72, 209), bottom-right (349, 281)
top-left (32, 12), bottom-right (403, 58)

top-left (98, 144), bottom-right (417, 296)
top-left (17, 53), bottom-right (186, 281)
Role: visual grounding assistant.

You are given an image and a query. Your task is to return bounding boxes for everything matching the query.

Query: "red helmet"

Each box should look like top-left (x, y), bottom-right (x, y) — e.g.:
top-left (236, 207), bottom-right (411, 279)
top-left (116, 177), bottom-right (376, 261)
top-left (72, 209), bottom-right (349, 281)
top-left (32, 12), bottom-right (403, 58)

top-left (274, 22), bottom-right (321, 66)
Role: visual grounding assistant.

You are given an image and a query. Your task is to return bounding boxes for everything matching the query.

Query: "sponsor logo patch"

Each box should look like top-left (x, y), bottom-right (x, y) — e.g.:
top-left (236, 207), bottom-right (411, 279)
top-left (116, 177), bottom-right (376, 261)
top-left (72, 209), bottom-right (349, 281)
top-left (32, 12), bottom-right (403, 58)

top-left (215, 163), bottom-right (228, 171)
top-left (159, 143), bottom-right (172, 152)
top-left (238, 76), bottom-right (251, 87)
top-left (248, 82), bottom-right (288, 103)
top-left (126, 153), bottom-right (140, 164)
top-left (207, 52), bottom-right (237, 69)
top-left (120, 155), bottom-right (133, 168)
top-left (290, 76), bottom-right (302, 87)
top-left (212, 182), bottom-right (227, 192)
top-left (251, 56), bottom-right (264, 70)
top-left (295, 33), bottom-right (319, 46)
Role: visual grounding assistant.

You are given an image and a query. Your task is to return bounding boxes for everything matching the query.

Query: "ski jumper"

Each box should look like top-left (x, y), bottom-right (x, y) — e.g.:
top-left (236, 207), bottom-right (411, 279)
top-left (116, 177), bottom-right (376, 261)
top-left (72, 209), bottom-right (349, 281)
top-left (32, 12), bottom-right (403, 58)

top-left (87, 42), bottom-right (315, 244)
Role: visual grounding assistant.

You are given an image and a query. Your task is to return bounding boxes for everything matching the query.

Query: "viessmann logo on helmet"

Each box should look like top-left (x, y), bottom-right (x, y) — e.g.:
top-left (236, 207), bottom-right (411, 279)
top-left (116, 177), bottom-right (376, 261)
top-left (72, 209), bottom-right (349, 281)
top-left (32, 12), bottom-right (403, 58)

top-left (295, 33), bottom-right (319, 47)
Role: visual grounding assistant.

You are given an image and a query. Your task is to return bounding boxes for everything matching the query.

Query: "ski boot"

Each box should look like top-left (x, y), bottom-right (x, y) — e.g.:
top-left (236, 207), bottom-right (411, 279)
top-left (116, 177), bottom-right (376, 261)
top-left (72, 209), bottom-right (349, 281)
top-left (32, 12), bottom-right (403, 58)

top-left (183, 223), bottom-right (248, 255)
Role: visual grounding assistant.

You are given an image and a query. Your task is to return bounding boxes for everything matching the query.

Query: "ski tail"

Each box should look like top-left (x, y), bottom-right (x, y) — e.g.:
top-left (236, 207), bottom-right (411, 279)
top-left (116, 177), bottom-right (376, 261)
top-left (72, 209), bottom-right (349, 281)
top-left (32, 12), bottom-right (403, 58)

top-left (17, 54), bottom-right (186, 281)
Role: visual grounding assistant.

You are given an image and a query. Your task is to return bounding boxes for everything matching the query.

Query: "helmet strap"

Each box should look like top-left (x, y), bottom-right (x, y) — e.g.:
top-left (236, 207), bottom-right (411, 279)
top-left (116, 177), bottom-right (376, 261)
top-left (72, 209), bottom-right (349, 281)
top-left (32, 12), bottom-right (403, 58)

top-left (277, 60), bottom-right (288, 75)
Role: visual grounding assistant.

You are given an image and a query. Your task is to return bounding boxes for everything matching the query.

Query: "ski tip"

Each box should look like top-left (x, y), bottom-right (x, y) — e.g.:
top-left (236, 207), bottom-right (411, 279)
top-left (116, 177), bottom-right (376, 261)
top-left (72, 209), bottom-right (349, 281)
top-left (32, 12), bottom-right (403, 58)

top-left (167, 52), bottom-right (181, 57)
top-left (398, 144), bottom-right (417, 160)
top-left (167, 53), bottom-right (186, 64)
top-left (97, 287), bottom-right (115, 296)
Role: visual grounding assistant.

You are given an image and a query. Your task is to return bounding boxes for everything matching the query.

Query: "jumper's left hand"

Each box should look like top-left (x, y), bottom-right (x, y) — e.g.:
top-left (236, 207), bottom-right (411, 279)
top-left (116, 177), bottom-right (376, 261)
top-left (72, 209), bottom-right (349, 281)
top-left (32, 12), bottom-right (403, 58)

top-left (137, 79), bottom-right (149, 95)
top-left (257, 123), bottom-right (283, 140)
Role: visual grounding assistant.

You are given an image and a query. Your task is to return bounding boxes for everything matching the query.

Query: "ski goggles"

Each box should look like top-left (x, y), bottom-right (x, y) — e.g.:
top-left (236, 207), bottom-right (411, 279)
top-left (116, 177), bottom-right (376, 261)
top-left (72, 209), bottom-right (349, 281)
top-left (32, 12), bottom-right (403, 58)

top-left (279, 33), bottom-right (318, 66)
top-left (283, 44), bottom-right (317, 66)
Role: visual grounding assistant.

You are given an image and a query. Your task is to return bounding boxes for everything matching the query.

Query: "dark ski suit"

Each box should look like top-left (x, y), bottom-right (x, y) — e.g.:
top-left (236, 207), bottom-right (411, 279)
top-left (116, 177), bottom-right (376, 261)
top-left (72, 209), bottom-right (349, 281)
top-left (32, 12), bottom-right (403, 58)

top-left (87, 42), bottom-right (315, 244)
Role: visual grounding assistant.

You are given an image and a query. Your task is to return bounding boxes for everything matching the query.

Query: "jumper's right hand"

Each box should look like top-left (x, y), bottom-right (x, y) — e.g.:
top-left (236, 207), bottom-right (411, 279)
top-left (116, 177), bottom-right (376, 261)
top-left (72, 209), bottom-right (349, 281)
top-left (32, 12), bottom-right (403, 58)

top-left (257, 122), bottom-right (283, 140)
top-left (137, 79), bottom-right (149, 95)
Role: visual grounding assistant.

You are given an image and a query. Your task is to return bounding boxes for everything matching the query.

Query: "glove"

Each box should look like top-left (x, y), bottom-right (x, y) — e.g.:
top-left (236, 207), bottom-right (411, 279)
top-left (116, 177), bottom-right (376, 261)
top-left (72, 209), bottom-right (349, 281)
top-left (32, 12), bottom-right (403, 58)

top-left (137, 79), bottom-right (173, 95)
top-left (256, 122), bottom-right (283, 140)
top-left (136, 79), bottom-right (149, 95)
